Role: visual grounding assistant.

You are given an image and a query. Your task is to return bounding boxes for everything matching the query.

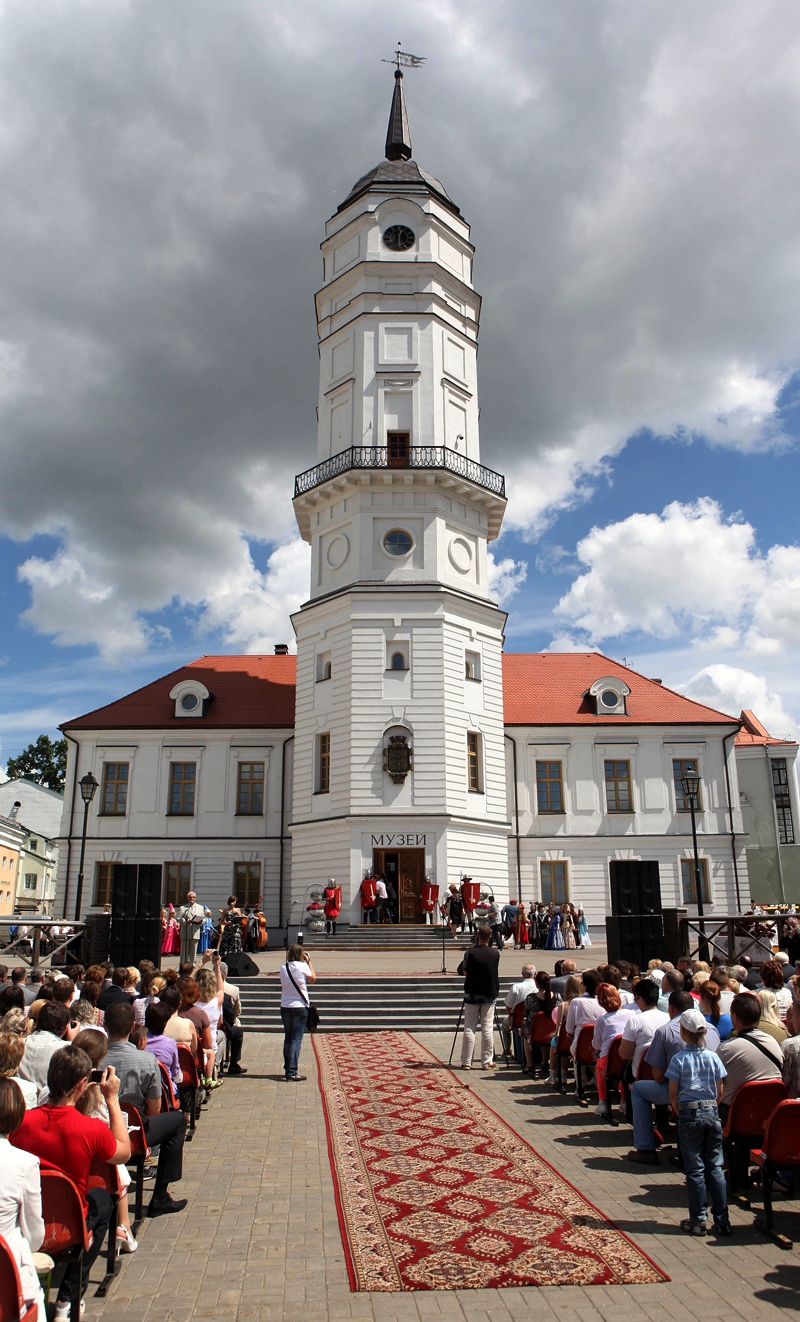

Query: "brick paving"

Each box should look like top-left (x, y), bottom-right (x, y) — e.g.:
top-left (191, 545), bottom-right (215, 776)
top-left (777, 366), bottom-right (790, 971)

top-left (79, 980), bottom-right (799, 1322)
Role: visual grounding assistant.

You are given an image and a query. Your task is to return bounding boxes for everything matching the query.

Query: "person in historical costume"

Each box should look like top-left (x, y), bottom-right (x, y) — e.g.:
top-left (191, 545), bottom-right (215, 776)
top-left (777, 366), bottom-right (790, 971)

top-left (323, 880), bottom-right (342, 936)
top-left (443, 883), bottom-right (465, 939)
top-left (198, 908), bottom-right (214, 955)
top-left (218, 896), bottom-right (243, 960)
top-left (560, 903), bottom-right (577, 949)
top-left (545, 904), bottom-right (565, 950)
top-left (536, 904), bottom-right (549, 950)
top-left (577, 905), bottom-right (591, 948)
top-left (513, 903), bottom-right (529, 950)
top-left (161, 905), bottom-right (180, 956)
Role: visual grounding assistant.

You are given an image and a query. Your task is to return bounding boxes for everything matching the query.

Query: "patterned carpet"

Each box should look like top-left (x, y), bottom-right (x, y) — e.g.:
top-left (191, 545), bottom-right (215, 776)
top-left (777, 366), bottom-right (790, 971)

top-left (313, 1031), bottom-right (670, 1293)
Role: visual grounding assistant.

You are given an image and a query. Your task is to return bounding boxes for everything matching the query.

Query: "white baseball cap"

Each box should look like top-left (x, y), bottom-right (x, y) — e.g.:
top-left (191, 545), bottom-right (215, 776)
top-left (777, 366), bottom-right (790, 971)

top-left (680, 1008), bottom-right (708, 1033)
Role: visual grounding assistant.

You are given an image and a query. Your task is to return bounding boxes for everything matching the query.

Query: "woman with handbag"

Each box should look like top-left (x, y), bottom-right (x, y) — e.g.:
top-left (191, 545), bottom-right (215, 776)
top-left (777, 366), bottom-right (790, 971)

top-left (279, 944), bottom-right (317, 1082)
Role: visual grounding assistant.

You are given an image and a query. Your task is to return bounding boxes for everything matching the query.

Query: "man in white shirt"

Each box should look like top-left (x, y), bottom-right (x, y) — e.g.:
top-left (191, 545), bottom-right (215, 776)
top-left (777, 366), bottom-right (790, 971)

top-left (565, 970), bottom-right (604, 1056)
top-left (500, 964), bottom-right (536, 1059)
top-left (374, 877), bottom-right (389, 924)
top-left (19, 1002), bottom-right (70, 1091)
top-left (619, 979), bottom-right (669, 1077)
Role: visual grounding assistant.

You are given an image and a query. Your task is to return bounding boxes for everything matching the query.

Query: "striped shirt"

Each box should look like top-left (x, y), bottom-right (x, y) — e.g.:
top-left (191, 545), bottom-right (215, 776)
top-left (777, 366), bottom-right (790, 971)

top-left (665, 1045), bottom-right (726, 1103)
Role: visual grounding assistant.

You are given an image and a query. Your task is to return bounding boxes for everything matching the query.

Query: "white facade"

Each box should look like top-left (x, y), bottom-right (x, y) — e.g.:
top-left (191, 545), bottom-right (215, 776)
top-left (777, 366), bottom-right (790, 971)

top-left (0, 781), bottom-right (62, 912)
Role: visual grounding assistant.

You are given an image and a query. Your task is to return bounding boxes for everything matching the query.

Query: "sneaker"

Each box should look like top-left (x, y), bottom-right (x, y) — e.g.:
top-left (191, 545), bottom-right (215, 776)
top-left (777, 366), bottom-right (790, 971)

top-left (116, 1225), bottom-right (139, 1254)
top-left (681, 1218), bottom-right (707, 1237)
top-left (54, 1301), bottom-right (85, 1320)
top-left (713, 1217), bottom-right (733, 1237)
top-left (625, 1149), bottom-right (660, 1166)
top-left (593, 1104), bottom-right (607, 1118)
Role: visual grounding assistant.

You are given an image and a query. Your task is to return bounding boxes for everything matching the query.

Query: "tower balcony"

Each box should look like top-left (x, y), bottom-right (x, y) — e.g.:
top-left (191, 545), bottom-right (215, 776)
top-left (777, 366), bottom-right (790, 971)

top-left (294, 445), bottom-right (506, 500)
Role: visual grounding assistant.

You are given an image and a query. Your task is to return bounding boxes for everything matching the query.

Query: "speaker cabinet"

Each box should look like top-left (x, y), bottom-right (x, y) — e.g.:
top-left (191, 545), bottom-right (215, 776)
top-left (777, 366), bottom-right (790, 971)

top-left (609, 860), bottom-right (662, 917)
top-left (224, 952), bottom-right (259, 977)
top-left (606, 914), bottom-right (664, 969)
top-left (111, 865), bottom-right (139, 920)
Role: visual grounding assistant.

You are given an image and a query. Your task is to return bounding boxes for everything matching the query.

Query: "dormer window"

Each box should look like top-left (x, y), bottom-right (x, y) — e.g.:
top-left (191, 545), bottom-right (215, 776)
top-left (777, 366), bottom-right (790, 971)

top-left (588, 676), bottom-right (630, 716)
top-left (169, 679), bottom-right (210, 719)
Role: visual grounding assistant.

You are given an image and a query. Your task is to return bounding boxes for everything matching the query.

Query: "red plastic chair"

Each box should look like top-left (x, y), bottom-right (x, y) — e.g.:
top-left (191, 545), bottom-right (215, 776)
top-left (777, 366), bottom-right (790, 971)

top-left (637, 1058), bottom-right (657, 1081)
top-left (528, 1012), bottom-right (555, 1078)
top-left (554, 1023), bottom-right (571, 1091)
top-left (750, 1099), bottom-right (800, 1241)
top-left (86, 1156), bottom-right (123, 1293)
top-left (39, 1168), bottom-right (90, 1322)
top-left (120, 1102), bottom-right (151, 1224)
top-left (0, 1231), bottom-right (39, 1322)
top-left (722, 1078), bottom-right (788, 1193)
top-left (157, 1061), bottom-right (179, 1112)
top-left (601, 1035), bottom-right (625, 1125)
top-left (176, 1044), bottom-right (201, 1136)
top-left (574, 1023), bottom-right (597, 1104)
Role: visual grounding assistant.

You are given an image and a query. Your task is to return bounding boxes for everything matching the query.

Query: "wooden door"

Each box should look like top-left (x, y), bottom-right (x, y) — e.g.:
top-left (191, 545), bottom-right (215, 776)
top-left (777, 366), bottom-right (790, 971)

top-left (387, 432), bottom-right (410, 467)
top-left (398, 849), bottom-right (425, 923)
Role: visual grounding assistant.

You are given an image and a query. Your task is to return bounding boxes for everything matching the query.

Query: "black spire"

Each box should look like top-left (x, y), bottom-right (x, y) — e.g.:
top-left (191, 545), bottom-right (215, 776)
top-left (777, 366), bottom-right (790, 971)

top-left (385, 69), bottom-right (412, 162)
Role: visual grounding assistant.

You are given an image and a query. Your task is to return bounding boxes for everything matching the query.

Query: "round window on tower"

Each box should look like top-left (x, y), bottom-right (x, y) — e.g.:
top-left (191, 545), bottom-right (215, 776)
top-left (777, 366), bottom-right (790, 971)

top-left (181, 693), bottom-right (199, 711)
top-left (382, 224), bottom-right (415, 252)
top-left (600, 690), bottom-right (619, 709)
top-left (383, 529), bottom-right (413, 557)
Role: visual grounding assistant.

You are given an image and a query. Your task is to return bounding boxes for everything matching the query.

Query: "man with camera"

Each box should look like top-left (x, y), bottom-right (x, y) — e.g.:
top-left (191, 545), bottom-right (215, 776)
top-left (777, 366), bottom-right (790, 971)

top-left (457, 925), bottom-right (501, 1071)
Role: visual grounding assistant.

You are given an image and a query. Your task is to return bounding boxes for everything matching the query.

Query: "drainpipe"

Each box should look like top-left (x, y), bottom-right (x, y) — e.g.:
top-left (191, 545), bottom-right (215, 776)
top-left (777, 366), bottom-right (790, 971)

top-left (61, 731), bottom-right (81, 920)
top-left (504, 734), bottom-right (522, 898)
top-left (722, 728), bottom-right (742, 913)
top-left (278, 735), bottom-right (294, 928)
top-left (765, 745), bottom-right (787, 904)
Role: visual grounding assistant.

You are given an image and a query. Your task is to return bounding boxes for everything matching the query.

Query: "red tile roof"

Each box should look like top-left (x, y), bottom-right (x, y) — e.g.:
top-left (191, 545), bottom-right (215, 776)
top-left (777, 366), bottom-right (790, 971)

top-left (63, 655), bottom-right (297, 730)
top-left (735, 709), bottom-right (797, 748)
top-left (501, 652), bottom-right (737, 726)
top-left (63, 650), bottom-right (738, 732)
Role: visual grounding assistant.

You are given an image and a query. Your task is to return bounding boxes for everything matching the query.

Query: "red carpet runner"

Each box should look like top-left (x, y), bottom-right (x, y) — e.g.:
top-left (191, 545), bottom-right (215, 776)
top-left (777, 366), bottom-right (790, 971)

top-left (314, 1031), bottom-right (669, 1293)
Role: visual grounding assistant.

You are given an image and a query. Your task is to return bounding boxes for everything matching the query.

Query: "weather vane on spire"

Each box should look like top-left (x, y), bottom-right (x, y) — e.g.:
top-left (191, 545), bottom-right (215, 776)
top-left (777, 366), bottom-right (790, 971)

top-left (383, 42), bottom-right (426, 71)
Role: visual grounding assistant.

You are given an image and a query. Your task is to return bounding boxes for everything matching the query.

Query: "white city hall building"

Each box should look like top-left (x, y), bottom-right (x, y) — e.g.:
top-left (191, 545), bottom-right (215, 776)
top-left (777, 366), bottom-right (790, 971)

top-left (58, 75), bottom-right (749, 933)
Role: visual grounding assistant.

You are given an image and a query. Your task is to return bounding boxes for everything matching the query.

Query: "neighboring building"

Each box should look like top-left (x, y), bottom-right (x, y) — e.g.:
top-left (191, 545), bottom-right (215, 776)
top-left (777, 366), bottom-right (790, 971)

top-left (736, 710), bottom-right (800, 904)
top-left (0, 780), bottom-right (62, 913)
top-left (57, 72), bottom-right (750, 931)
top-left (0, 813), bottom-right (25, 916)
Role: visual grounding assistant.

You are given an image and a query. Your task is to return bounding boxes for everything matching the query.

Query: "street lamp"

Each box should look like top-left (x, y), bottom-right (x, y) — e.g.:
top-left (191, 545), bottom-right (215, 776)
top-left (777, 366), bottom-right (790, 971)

top-left (681, 772), bottom-right (710, 962)
top-left (74, 772), bottom-right (99, 922)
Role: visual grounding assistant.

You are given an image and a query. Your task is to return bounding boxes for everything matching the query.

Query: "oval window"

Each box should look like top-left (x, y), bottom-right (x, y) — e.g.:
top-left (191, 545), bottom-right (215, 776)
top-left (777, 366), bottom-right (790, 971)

top-left (180, 693), bottom-right (199, 711)
top-left (600, 690), bottom-right (619, 708)
top-left (383, 529), bottom-right (413, 557)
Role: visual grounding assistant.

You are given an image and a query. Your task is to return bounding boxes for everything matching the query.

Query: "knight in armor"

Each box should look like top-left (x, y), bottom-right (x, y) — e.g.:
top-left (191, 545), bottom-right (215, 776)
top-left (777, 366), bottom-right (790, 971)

top-left (323, 879), bottom-right (342, 936)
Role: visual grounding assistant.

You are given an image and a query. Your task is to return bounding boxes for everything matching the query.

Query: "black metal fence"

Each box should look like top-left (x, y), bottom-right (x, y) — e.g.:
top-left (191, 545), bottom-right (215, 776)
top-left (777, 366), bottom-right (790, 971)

top-left (294, 445), bottom-right (506, 498)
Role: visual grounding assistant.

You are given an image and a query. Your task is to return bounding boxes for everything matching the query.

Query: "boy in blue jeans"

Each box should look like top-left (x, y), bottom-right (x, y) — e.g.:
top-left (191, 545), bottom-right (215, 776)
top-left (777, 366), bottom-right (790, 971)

top-left (665, 1007), bottom-right (732, 1237)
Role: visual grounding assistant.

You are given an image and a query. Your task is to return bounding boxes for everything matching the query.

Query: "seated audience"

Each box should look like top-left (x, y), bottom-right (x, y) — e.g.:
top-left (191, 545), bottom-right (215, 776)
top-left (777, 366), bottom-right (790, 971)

top-left (145, 1001), bottom-right (183, 1093)
top-left (161, 985), bottom-right (198, 1055)
top-left (718, 992), bottom-right (783, 1117)
top-left (759, 959), bottom-right (792, 1021)
top-left (626, 990), bottom-right (721, 1166)
top-left (0, 1030), bottom-right (37, 1108)
top-left (550, 959), bottom-right (578, 997)
top-left (712, 969), bottom-right (734, 1013)
top-left (134, 972), bottom-right (166, 1026)
top-left (102, 999), bottom-right (188, 1217)
top-left (598, 965), bottom-right (634, 1006)
top-left (758, 989), bottom-right (789, 1044)
top-left (18, 1001), bottom-right (70, 1092)
top-left (658, 968), bottom-right (685, 1013)
top-left (0, 985), bottom-right (26, 1018)
top-left (11, 1045), bottom-right (130, 1320)
top-left (0, 1077), bottom-right (45, 1317)
top-left (522, 971), bottom-right (561, 1073)
top-left (565, 969), bottom-right (604, 1055)
top-left (618, 978), bottom-right (669, 1078)
top-left (97, 966), bottom-right (136, 1012)
top-left (72, 1027), bottom-right (138, 1255)
top-left (698, 980), bottom-right (733, 1042)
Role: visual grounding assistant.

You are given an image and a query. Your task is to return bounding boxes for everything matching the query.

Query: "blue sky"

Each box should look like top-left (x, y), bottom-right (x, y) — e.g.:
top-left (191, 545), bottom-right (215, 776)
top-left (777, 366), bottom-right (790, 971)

top-left (1, 0), bottom-right (800, 768)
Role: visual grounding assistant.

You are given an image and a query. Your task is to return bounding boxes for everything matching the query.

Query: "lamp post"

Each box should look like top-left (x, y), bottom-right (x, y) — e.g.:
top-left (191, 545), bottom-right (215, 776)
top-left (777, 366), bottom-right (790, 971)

top-left (681, 772), bottom-right (709, 962)
top-left (74, 772), bottom-right (99, 922)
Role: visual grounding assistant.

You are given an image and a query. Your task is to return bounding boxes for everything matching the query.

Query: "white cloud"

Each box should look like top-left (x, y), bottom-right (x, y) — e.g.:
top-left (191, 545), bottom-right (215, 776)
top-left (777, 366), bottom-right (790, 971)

top-left (487, 551), bottom-right (527, 606)
top-left (683, 665), bottom-right (800, 741)
top-left (553, 498), bottom-right (800, 653)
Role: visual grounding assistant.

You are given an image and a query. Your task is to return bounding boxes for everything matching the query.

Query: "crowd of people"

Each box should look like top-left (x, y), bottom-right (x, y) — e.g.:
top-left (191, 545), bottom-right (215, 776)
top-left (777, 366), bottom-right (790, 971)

top-left (500, 944), bottom-right (799, 1237)
top-left (0, 948), bottom-right (247, 1318)
top-left (442, 889), bottom-right (591, 951)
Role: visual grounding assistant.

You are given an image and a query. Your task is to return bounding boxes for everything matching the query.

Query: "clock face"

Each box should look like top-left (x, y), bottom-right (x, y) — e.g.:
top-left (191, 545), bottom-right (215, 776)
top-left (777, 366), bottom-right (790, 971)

top-left (382, 224), bottom-right (415, 252)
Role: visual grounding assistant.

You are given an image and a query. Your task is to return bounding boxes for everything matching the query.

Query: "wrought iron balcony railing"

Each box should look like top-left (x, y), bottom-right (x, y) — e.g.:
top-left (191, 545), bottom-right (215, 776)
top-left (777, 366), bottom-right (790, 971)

top-left (294, 445), bottom-right (506, 499)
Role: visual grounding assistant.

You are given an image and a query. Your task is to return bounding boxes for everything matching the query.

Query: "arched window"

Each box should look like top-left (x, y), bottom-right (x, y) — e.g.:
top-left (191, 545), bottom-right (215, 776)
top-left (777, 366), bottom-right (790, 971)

top-left (322, 660), bottom-right (332, 680)
top-left (391, 652), bottom-right (406, 671)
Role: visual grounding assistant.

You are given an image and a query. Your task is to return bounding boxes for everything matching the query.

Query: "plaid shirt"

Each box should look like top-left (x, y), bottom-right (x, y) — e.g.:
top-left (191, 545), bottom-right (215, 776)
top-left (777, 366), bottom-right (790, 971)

top-left (782, 1036), bottom-right (800, 1098)
top-left (665, 1045), bottom-right (726, 1103)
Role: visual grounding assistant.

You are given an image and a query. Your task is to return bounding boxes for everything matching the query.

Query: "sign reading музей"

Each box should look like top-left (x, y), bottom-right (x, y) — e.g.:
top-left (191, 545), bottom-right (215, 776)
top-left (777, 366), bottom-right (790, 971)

top-left (371, 833), bottom-right (427, 848)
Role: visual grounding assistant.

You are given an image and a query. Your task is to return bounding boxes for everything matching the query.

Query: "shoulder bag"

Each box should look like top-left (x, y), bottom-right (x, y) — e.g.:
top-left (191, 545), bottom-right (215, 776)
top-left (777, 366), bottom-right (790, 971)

top-left (285, 962), bottom-right (320, 1033)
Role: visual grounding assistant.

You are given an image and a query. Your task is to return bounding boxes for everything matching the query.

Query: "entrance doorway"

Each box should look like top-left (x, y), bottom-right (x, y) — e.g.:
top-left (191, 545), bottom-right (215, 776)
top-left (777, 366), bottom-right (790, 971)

top-left (373, 848), bottom-right (425, 923)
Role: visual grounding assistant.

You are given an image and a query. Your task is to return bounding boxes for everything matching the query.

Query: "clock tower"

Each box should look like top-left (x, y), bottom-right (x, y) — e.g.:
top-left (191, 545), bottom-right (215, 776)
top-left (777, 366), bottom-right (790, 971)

top-left (289, 70), bottom-right (510, 923)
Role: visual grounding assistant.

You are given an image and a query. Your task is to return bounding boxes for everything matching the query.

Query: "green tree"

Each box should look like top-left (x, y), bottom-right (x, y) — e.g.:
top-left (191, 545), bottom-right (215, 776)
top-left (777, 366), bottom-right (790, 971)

top-left (6, 734), bottom-right (68, 792)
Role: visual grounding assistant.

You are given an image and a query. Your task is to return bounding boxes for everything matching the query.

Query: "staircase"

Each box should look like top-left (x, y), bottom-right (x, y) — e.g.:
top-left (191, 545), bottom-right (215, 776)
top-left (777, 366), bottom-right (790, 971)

top-left (296, 924), bottom-right (479, 951)
top-left (239, 974), bottom-right (517, 1034)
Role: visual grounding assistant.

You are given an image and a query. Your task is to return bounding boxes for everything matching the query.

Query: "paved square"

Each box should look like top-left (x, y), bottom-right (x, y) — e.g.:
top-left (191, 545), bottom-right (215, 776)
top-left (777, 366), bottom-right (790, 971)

top-left (81, 1026), bottom-right (799, 1322)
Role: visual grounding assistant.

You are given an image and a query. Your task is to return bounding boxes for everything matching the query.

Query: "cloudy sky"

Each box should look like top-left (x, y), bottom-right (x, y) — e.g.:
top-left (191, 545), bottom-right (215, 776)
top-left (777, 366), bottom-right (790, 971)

top-left (1, 0), bottom-right (800, 767)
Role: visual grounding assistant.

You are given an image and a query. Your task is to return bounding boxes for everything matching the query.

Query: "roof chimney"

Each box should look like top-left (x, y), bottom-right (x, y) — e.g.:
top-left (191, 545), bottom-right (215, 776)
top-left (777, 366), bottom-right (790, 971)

top-left (8, 801), bottom-right (21, 821)
top-left (274, 644), bottom-right (289, 656)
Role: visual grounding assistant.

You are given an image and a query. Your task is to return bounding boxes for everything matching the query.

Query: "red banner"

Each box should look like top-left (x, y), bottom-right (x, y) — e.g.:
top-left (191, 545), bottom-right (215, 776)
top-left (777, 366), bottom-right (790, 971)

top-left (361, 878), bottom-right (377, 909)
top-left (461, 880), bottom-right (481, 913)
top-left (421, 881), bottom-right (438, 913)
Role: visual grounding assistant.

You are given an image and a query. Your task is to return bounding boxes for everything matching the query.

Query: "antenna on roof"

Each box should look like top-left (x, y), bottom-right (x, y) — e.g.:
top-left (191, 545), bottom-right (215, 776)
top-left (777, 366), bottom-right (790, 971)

top-left (382, 42), bottom-right (426, 71)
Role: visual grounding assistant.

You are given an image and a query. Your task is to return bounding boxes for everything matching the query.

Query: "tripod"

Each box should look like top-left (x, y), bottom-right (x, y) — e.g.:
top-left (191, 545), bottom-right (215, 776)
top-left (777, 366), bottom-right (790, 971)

top-left (447, 998), bottom-right (466, 1066)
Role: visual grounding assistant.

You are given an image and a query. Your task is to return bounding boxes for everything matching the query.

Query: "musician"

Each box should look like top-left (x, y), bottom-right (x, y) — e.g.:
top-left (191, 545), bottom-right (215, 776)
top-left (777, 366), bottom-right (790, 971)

top-left (218, 896), bottom-right (243, 960)
top-left (178, 893), bottom-right (206, 965)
